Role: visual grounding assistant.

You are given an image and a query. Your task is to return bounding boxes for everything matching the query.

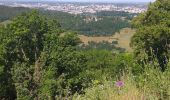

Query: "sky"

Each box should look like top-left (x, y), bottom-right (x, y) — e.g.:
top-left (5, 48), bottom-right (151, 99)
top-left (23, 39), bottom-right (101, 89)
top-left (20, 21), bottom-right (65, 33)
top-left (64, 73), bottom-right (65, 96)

top-left (0, 0), bottom-right (156, 3)
top-left (54, 0), bottom-right (155, 3)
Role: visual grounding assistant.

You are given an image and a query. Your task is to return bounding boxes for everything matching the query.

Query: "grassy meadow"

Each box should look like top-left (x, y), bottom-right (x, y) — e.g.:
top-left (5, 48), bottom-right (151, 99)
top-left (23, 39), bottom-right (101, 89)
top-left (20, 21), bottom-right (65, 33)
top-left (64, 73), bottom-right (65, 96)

top-left (79, 28), bottom-right (135, 52)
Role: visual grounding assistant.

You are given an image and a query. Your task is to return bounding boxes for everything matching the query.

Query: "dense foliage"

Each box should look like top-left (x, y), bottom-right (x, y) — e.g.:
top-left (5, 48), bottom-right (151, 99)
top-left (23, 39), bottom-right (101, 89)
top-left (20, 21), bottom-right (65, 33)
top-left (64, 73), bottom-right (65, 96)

top-left (131, 0), bottom-right (170, 71)
top-left (0, 10), bottom-right (81, 99)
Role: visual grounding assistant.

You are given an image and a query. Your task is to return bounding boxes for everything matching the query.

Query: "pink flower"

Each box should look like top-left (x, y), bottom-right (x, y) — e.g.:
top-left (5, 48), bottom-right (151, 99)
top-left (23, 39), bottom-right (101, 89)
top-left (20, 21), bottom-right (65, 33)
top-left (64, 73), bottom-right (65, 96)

top-left (115, 81), bottom-right (124, 87)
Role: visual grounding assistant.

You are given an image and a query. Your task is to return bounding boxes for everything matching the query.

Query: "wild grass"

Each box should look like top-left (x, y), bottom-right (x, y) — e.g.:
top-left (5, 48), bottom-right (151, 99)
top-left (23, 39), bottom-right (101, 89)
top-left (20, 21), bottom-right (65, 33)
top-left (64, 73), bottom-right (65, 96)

top-left (73, 64), bottom-right (170, 100)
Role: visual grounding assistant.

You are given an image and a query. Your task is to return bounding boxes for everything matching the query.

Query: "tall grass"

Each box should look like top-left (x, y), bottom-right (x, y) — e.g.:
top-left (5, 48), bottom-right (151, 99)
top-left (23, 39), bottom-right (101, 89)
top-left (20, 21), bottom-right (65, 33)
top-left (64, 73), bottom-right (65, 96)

top-left (73, 63), bottom-right (170, 100)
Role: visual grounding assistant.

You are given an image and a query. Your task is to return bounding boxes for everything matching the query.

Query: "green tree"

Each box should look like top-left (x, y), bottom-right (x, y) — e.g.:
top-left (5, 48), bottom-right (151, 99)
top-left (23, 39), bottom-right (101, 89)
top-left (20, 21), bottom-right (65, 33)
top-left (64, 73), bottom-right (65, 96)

top-left (0, 10), bottom-right (88, 99)
top-left (0, 25), bottom-right (17, 99)
top-left (39, 31), bottom-right (87, 99)
top-left (131, 0), bottom-right (170, 71)
top-left (0, 10), bottom-right (61, 99)
top-left (8, 10), bottom-right (53, 99)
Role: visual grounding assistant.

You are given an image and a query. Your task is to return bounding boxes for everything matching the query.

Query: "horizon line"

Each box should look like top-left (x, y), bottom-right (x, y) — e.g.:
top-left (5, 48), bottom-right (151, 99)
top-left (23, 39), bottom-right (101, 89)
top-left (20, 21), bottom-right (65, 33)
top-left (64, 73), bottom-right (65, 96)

top-left (0, 0), bottom-right (154, 3)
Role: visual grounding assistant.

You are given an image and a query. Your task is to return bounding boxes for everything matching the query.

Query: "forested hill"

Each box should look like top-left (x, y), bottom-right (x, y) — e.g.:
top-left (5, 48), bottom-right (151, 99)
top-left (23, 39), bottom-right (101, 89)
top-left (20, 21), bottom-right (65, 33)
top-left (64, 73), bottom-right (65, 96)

top-left (0, 5), bottom-right (137, 36)
top-left (45, 10), bottom-right (136, 36)
top-left (0, 5), bottom-right (30, 22)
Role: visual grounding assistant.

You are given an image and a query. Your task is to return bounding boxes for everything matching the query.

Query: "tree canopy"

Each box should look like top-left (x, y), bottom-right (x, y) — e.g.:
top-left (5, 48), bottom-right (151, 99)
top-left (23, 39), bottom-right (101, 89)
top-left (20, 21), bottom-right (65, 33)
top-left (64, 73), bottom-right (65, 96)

top-left (0, 10), bottom-right (87, 99)
top-left (131, 0), bottom-right (170, 71)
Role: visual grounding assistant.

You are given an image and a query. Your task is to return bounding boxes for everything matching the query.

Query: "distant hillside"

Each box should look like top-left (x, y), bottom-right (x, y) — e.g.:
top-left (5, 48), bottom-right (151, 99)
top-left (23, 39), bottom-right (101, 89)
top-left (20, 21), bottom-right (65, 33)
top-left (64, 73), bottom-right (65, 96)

top-left (43, 10), bottom-right (136, 36)
top-left (0, 5), bottom-right (30, 22)
top-left (0, 5), bottom-right (137, 36)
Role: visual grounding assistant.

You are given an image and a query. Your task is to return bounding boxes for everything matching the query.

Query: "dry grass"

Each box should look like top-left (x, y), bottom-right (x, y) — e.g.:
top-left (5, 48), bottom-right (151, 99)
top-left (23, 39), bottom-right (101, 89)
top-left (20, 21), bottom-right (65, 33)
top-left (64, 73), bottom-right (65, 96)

top-left (78, 35), bottom-right (114, 45)
top-left (113, 28), bottom-right (135, 52)
top-left (79, 28), bottom-right (135, 52)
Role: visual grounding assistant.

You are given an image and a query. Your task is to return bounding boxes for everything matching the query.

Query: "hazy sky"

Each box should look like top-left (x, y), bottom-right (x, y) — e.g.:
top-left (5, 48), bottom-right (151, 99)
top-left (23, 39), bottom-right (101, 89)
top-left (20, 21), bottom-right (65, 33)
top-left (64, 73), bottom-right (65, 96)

top-left (54, 0), bottom-right (155, 2)
top-left (0, 0), bottom-right (156, 3)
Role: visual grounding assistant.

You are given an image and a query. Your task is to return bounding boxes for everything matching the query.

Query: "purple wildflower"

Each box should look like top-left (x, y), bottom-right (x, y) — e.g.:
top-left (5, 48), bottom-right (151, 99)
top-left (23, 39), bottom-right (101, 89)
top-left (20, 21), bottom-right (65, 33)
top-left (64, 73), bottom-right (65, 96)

top-left (115, 81), bottom-right (124, 87)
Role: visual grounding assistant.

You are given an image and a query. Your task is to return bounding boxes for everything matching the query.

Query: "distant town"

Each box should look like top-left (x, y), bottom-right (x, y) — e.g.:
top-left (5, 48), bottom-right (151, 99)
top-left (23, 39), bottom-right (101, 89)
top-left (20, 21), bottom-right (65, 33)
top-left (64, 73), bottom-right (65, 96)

top-left (0, 2), bottom-right (147, 14)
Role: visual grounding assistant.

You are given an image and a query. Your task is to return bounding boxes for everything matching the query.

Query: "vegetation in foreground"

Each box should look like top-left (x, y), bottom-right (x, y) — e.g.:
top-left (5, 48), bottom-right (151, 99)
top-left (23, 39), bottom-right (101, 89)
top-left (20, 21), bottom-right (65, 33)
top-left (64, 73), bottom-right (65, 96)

top-left (0, 0), bottom-right (170, 100)
top-left (73, 66), bottom-right (170, 100)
